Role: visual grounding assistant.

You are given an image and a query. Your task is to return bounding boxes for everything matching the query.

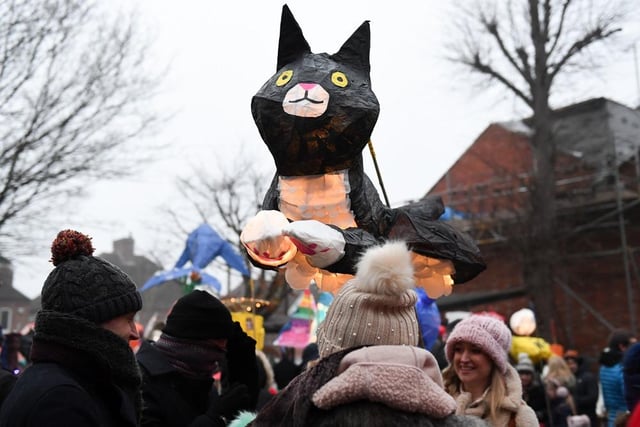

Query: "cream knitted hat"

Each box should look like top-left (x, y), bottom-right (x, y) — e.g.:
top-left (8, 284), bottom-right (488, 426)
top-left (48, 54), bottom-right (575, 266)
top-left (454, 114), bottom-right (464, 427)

top-left (316, 241), bottom-right (419, 359)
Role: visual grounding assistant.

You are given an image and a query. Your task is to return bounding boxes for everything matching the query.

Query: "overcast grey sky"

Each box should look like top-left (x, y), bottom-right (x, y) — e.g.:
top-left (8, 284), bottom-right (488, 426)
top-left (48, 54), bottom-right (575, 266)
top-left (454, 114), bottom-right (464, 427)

top-left (11, 0), bottom-right (640, 299)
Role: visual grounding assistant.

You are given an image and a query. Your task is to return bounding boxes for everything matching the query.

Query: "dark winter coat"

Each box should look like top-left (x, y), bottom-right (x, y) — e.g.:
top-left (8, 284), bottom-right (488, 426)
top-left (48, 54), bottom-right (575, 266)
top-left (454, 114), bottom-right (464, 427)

top-left (0, 311), bottom-right (141, 427)
top-left (136, 340), bottom-right (224, 427)
top-left (252, 348), bottom-right (355, 426)
top-left (522, 381), bottom-right (547, 422)
top-left (572, 362), bottom-right (599, 426)
top-left (547, 396), bottom-right (573, 427)
top-left (623, 342), bottom-right (640, 412)
top-left (0, 369), bottom-right (16, 409)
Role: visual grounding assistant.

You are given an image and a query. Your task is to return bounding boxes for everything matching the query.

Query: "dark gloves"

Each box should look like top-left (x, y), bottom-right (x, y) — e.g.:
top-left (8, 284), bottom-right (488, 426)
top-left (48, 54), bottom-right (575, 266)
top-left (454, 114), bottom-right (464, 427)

top-left (226, 322), bottom-right (256, 355)
top-left (206, 382), bottom-right (251, 422)
top-left (225, 322), bottom-right (259, 409)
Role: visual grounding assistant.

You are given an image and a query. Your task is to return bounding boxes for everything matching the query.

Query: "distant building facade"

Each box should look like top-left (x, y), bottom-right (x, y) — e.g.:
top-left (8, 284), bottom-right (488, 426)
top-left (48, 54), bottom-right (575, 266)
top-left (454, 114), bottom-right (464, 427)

top-left (429, 98), bottom-right (640, 359)
top-left (0, 256), bottom-right (33, 333)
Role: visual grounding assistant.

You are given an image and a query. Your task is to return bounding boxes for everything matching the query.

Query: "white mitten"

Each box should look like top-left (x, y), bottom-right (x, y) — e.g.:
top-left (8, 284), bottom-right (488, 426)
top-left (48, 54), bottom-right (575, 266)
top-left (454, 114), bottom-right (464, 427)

top-left (241, 210), bottom-right (297, 266)
top-left (283, 220), bottom-right (345, 268)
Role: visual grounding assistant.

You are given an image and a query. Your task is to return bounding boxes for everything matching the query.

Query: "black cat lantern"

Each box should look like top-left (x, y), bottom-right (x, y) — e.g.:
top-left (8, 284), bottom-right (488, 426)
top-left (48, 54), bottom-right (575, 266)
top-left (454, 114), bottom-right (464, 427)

top-left (241, 5), bottom-right (485, 296)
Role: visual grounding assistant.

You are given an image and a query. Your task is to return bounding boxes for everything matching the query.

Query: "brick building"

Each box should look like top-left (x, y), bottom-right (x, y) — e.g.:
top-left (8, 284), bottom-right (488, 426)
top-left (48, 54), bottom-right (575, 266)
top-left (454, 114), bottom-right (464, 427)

top-left (429, 98), bottom-right (640, 359)
top-left (0, 256), bottom-right (33, 333)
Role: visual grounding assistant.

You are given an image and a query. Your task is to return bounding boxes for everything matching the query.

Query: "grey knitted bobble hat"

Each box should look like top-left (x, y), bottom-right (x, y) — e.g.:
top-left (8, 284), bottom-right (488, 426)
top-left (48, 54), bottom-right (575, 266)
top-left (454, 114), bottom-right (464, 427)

top-left (316, 241), bottom-right (419, 358)
top-left (515, 352), bottom-right (535, 373)
top-left (40, 229), bottom-right (142, 324)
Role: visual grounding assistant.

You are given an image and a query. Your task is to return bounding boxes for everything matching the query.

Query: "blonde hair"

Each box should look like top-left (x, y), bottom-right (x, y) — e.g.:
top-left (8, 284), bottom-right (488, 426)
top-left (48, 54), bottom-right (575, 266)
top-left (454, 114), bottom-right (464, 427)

top-left (545, 355), bottom-right (576, 388)
top-left (442, 365), bottom-right (460, 395)
top-left (486, 370), bottom-right (507, 424)
top-left (442, 363), bottom-right (507, 425)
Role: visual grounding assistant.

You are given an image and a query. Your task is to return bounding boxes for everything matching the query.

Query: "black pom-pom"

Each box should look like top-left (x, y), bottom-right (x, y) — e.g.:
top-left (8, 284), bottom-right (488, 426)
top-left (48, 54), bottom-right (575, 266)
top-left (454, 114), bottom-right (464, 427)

top-left (50, 229), bottom-right (95, 266)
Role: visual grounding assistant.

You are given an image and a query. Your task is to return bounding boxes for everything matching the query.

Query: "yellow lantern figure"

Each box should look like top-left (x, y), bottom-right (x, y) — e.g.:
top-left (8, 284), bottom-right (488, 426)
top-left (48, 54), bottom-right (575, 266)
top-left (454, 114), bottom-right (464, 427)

top-left (508, 308), bottom-right (552, 364)
top-left (231, 311), bottom-right (265, 351)
top-left (223, 297), bottom-right (270, 351)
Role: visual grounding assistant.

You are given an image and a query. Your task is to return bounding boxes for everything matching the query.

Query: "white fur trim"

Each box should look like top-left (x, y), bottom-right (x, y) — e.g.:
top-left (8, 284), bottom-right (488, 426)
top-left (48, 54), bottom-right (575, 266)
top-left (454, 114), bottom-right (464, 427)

top-left (255, 349), bottom-right (276, 389)
top-left (354, 241), bottom-right (414, 296)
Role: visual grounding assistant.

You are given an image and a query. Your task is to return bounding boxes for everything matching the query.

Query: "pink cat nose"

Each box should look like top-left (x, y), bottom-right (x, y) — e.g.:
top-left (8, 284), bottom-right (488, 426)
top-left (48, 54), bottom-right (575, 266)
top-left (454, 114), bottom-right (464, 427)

top-left (299, 82), bottom-right (316, 91)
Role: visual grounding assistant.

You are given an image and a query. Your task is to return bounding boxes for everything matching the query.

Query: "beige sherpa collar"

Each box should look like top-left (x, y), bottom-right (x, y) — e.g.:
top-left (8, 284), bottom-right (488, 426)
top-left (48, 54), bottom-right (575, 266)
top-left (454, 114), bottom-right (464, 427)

top-left (312, 345), bottom-right (456, 418)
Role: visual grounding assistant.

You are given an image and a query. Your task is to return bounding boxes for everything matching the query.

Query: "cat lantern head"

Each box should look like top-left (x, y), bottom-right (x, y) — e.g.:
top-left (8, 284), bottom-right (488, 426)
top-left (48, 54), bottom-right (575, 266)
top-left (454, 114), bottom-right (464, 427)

top-left (251, 5), bottom-right (380, 177)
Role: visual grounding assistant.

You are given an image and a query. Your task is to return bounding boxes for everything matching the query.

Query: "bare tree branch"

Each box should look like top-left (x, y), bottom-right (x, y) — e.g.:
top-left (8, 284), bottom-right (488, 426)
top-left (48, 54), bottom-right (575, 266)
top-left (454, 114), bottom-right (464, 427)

top-left (168, 152), bottom-right (271, 248)
top-left (0, 0), bottom-right (165, 253)
top-left (446, 0), bottom-right (632, 339)
top-left (547, 0), bottom-right (572, 56)
top-left (465, 52), bottom-right (533, 106)
top-left (481, 13), bottom-right (533, 88)
top-left (549, 26), bottom-right (622, 81)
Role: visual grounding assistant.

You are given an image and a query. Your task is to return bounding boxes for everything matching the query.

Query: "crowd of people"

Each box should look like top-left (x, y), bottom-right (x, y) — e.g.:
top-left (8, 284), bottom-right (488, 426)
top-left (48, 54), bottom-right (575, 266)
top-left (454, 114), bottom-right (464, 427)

top-left (0, 230), bottom-right (638, 427)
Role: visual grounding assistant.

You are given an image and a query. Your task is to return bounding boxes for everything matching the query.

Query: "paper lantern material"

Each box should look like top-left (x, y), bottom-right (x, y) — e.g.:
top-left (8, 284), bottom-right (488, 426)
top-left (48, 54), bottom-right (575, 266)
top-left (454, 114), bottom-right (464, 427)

top-left (232, 312), bottom-right (265, 351)
top-left (510, 335), bottom-right (553, 364)
top-left (509, 308), bottom-right (537, 336)
top-left (415, 288), bottom-right (441, 350)
top-left (241, 5), bottom-right (486, 294)
top-left (241, 210), bottom-right (297, 267)
top-left (274, 289), bottom-right (318, 348)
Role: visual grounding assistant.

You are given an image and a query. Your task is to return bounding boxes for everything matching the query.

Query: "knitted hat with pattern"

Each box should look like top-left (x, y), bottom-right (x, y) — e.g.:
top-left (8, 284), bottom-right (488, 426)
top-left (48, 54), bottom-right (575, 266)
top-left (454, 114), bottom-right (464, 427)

top-left (41, 229), bottom-right (142, 324)
top-left (445, 314), bottom-right (512, 374)
top-left (316, 241), bottom-right (419, 359)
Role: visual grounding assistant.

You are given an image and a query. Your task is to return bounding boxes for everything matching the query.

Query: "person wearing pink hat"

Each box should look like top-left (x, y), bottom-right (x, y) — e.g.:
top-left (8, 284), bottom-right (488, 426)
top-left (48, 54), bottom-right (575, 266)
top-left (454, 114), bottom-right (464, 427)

top-left (443, 314), bottom-right (538, 426)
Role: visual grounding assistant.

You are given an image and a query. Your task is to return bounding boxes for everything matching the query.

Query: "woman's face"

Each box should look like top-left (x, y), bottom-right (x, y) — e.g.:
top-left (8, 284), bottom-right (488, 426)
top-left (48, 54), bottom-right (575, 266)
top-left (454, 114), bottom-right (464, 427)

top-left (565, 358), bottom-right (578, 374)
top-left (452, 341), bottom-right (493, 389)
top-left (519, 370), bottom-right (533, 387)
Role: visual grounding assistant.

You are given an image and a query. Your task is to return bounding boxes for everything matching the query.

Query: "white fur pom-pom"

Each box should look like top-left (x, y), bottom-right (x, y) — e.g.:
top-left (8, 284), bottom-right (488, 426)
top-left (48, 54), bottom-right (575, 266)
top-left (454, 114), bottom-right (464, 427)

top-left (353, 241), bottom-right (414, 296)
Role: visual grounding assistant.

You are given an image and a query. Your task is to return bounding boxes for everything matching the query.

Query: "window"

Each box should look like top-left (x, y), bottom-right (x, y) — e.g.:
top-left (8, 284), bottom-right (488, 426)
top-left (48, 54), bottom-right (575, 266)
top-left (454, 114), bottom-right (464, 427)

top-left (0, 308), bottom-right (11, 331)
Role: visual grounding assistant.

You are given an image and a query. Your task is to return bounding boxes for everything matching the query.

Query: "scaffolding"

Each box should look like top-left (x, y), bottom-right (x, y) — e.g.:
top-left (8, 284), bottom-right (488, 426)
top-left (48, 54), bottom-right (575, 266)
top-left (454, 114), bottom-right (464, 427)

top-left (429, 98), bottom-right (640, 338)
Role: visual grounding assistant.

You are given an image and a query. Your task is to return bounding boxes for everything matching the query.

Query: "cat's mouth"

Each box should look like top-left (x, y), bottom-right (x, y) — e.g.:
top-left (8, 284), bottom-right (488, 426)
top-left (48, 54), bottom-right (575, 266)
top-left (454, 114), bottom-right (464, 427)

top-left (282, 83), bottom-right (330, 118)
top-left (288, 94), bottom-right (324, 104)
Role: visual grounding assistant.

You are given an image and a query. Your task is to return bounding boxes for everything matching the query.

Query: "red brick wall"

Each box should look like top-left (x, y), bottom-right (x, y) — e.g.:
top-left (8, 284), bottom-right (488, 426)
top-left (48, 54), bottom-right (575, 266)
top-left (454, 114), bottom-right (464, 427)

top-left (429, 123), bottom-right (640, 362)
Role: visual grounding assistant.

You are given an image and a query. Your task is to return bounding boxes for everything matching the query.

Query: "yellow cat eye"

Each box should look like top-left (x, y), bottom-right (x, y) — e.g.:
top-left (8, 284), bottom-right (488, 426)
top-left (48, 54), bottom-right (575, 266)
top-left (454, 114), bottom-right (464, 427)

top-left (331, 71), bottom-right (348, 88)
top-left (276, 70), bottom-right (293, 86)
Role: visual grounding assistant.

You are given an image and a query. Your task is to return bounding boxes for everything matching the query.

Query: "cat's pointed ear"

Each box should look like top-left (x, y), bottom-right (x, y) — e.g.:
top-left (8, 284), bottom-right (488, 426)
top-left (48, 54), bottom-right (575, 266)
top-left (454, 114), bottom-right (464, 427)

top-left (333, 21), bottom-right (371, 74)
top-left (277, 5), bottom-right (311, 71)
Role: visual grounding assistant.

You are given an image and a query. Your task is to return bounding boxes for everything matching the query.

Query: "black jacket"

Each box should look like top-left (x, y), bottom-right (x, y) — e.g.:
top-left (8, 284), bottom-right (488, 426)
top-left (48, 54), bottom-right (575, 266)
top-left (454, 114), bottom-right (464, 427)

top-left (0, 369), bottom-right (16, 409)
top-left (572, 365), bottom-right (599, 426)
top-left (0, 362), bottom-right (137, 427)
top-left (0, 312), bottom-right (141, 427)
top-left (137, 340), bottom-right (224, 427)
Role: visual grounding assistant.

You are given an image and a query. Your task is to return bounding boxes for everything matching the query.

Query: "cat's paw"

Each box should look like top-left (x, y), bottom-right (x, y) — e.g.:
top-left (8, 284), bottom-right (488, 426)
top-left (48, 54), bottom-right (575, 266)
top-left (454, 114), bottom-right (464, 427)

top-left (241, 210), bottom-right (297, 266)
top-left (283, 220), bottom-right (345, 268)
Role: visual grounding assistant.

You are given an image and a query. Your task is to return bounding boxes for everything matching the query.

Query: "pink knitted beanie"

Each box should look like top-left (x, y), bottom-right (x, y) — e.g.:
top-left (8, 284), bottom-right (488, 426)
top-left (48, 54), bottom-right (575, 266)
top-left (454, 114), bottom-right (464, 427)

top-left (445, 314), bottom-right (512, 374)
top-left (316, 241), bottom-right (419, 359)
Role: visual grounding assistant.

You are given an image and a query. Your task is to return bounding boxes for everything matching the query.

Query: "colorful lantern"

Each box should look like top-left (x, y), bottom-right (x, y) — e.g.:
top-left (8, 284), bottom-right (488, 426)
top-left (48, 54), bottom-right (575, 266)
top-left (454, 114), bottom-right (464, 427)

top-left (509, 308), bottom-right (552, 364)
top-left (240, 5), bottom-right (485, 296)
